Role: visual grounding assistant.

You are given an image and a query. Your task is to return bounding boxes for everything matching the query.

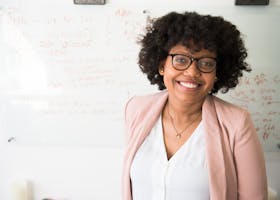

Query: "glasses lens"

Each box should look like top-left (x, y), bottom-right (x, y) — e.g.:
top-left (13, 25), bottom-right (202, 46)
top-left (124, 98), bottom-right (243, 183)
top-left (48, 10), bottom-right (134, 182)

top-left (197, 58), bottom-right (216, 72)
top-left (173, 55), bottom-right (191, 70)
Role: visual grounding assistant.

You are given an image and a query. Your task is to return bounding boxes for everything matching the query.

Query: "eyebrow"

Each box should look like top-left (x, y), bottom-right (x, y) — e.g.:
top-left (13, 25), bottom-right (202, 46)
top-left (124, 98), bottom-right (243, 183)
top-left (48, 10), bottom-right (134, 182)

top-left (169, 53), bottom-right (217, 59)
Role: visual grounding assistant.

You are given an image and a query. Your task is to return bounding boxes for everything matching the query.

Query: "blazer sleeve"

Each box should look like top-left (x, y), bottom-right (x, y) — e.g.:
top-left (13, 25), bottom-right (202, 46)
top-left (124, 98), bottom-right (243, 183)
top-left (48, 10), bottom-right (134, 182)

top-left (124, 96), bottom-right (134, 146)
top-left (233, 111), bottom-right (268, 200)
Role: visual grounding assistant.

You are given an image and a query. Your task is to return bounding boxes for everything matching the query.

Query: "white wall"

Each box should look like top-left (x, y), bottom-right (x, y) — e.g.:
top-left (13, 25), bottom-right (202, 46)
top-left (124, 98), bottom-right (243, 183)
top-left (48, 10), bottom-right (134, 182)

top-left (0, 0), bottom-right (280, 199)
top-left (0, 146), bottom-right (123, 200)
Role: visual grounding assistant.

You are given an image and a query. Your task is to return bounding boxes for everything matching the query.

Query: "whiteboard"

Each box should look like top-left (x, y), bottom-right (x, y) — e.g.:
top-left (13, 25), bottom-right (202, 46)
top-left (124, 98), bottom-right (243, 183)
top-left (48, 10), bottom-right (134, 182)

top-left (0, 1), bottom-right (279, 151)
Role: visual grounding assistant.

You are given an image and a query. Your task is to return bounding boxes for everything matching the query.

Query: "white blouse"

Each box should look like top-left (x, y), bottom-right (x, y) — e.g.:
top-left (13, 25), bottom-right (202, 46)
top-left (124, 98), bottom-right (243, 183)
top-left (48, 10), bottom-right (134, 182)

top-left (130, 114), bottom-right (210, 200)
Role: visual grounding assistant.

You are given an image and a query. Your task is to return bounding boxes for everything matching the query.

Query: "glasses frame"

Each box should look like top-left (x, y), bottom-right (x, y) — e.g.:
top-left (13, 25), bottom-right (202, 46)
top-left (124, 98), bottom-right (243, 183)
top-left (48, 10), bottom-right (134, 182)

top-left (168, 53), bottom-right (217, 73)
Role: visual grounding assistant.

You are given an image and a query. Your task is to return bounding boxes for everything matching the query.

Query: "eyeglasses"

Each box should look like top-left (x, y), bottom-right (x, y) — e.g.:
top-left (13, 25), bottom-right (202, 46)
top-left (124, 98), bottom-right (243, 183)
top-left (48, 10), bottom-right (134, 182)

top-left (168, 54), bottom-right (217, 73)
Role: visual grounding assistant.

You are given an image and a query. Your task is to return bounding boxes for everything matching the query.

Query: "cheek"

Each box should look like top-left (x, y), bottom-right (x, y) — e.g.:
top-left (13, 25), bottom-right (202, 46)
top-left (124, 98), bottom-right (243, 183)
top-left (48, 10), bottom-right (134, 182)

top-left (162, 69), bottom-right (177, 85)
top-left (202, 72), bottom-right (216, 84)
top-left (162, 75), bottom-right (169, 87)
top-left (208, 76), bottom-right (217, 88)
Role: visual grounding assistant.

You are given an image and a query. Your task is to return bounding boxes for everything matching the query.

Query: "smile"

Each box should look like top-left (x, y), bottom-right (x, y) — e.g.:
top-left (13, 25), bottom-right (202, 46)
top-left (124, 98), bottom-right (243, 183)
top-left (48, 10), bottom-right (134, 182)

top-left (178, 81), bottom-right (199, 89)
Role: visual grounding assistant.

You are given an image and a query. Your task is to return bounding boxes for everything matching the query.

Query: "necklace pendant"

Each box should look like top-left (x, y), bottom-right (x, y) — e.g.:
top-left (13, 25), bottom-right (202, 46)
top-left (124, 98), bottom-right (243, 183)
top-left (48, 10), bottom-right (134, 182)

top-left (176, 133), bottom-right (181, 139)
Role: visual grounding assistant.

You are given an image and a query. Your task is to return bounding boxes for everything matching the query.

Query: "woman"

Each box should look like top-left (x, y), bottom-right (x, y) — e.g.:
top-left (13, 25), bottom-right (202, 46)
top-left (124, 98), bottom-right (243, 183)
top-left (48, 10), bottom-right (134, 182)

top-left (122, 11), bottom-right (267, 200)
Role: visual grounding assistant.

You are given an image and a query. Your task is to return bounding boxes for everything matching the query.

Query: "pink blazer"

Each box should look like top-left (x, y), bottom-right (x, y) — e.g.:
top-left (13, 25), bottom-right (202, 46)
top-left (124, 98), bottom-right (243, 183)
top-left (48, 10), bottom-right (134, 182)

top-left (122, 90), bottom-right (267, 200)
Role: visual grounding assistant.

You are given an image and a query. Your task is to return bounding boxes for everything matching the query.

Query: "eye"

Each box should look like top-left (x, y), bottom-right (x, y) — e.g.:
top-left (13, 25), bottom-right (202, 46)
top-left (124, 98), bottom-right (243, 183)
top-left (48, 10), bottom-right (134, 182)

top-left (174, 55), bottom-right (188, 65)
top-left (198, 58), bottom-right (216, 68)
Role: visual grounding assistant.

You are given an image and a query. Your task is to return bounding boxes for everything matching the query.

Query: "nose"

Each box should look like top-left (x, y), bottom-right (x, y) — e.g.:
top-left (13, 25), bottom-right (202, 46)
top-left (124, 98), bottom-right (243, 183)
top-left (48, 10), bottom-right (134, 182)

top-left (183, 61), bottom-right (201, 77)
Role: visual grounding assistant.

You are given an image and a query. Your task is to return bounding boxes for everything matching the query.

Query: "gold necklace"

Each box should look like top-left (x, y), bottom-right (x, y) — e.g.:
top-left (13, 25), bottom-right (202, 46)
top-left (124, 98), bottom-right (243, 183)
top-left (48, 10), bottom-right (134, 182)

top-left (167, 106), bottom-right (201, 139)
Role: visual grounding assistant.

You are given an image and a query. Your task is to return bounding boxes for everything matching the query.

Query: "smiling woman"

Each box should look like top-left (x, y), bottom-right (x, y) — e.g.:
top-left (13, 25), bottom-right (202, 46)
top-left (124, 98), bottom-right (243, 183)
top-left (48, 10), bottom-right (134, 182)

top-left (122, 11), bottom-right (268, 200)
top-left (159, 45), bottom-right (217, 106)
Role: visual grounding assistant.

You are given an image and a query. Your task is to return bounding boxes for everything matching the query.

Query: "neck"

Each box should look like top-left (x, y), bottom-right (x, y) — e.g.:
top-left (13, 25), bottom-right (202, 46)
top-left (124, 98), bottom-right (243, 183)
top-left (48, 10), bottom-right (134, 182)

top-left (164, 97), bottom-right (203, 124)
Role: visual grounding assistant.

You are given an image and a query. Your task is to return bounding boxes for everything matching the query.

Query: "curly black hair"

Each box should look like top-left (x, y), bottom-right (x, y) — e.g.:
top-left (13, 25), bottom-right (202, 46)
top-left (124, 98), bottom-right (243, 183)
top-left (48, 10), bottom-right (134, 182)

top-left (138, 11), bottom-right (251, 94)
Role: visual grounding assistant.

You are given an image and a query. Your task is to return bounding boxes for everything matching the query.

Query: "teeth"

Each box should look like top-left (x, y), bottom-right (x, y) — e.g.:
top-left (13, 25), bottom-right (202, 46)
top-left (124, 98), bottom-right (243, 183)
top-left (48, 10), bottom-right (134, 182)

top-left (179, 81), bottom-right (198, 89)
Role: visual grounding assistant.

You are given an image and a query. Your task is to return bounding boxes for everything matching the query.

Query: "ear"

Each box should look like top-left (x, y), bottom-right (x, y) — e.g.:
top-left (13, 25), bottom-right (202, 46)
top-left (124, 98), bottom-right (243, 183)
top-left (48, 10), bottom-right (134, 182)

top-left (158, 60), bottom-right (166, 76)
top-left (159, 67), bottom-right (164, 75)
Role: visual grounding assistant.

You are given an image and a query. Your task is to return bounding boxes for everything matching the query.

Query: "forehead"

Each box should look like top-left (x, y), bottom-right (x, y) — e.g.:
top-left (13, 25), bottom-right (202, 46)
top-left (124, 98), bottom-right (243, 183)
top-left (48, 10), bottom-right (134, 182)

top-left (169, 44), bottom-right (216, 57)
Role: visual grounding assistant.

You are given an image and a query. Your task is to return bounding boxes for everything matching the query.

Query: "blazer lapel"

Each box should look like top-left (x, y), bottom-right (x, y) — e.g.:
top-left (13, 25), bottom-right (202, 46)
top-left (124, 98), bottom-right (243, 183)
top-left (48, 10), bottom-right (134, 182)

top-left (128, 91), bottom-right (168, 156)
top-left (203, 95), bottom-right (227, 199)
top-left (123, 91), bottom-right (168, 200)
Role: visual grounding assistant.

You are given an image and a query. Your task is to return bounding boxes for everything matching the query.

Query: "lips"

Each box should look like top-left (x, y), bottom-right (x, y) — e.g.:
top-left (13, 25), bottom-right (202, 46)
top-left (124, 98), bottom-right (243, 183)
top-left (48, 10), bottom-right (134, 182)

top-left (178, 81), bottom-right (200, 89)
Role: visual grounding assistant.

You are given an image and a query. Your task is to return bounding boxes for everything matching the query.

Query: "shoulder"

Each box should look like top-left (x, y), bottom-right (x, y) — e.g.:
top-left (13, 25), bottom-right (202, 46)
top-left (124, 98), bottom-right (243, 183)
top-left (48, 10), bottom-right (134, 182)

top-left (204, 95), bottom-right (253, 134)
top-left (205, 95), bottom-right (257, 147)
top-left (210, 95), bottom-right (256, 131)
top-left (208, 95), bottom-right (249, 118)
top-left (126, 91), bottom-right (167, 109)
top-left (124, 90), bottom-right (168, 125)
top-left (125, 90), bottom-right (168, 120)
